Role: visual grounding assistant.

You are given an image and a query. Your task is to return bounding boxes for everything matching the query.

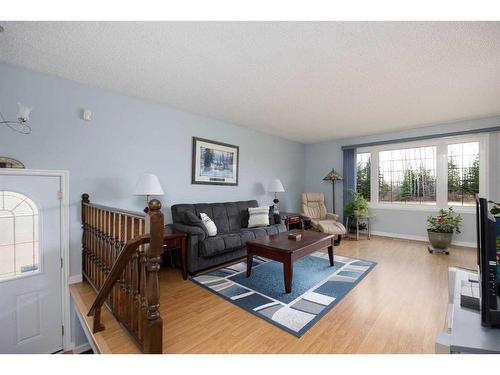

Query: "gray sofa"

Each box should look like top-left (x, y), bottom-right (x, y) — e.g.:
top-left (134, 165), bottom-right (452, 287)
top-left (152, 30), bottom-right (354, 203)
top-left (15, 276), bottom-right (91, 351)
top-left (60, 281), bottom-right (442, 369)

top-left (171, 200), bottom-right (286, 274)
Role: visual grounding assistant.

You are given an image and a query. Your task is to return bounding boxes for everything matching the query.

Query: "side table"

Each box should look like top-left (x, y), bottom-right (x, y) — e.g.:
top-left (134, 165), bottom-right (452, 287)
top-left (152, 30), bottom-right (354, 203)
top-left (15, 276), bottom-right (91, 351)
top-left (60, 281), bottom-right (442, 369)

top-left (163, 225), bottom-right (188, 280)
top-left (346, 216), bottom-right (371, 241)
top-left (280, 212), bottom-right (303, 231)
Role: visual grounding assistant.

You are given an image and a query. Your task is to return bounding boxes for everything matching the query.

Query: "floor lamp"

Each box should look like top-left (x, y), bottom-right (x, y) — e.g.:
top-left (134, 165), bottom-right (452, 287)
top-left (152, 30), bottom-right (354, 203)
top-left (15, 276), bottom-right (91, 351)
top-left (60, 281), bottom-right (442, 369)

top-left (322, 169), bottom-right (343, 214)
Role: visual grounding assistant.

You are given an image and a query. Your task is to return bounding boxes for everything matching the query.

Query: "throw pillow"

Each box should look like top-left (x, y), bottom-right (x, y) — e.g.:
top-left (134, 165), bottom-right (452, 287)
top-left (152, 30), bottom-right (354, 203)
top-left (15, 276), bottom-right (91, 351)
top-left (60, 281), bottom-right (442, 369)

top-left (199, 213), bottom-right (217, 236)
top-left (183, 211), bottom-right (209, 236)
top-left (248, 206), bottom-right (270, 228)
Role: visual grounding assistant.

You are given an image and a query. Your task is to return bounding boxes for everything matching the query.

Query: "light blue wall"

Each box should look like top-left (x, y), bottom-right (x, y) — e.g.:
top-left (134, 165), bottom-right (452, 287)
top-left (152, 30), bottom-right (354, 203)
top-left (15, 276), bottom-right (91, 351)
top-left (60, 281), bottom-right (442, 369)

top-left (0, 62), bottom-right (305, 276)
top-left (305, 117), bottom-right (500, 245)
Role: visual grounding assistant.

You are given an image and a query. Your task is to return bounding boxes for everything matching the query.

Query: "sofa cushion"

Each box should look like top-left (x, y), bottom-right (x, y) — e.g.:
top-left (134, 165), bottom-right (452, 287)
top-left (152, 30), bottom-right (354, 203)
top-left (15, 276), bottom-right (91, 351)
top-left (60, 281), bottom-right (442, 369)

top-left (239, 229), bottom-right (256, 244)
top-left (241, 223), bottom-right (286, 239)
top-left (271, 223), bottom-right (288, 234)
top-left (243, 227), bottom-right (268, 239)
top-left (199, 233), bottom-right (244, 258)
top-left (225, 203), bottom-right (242, 232)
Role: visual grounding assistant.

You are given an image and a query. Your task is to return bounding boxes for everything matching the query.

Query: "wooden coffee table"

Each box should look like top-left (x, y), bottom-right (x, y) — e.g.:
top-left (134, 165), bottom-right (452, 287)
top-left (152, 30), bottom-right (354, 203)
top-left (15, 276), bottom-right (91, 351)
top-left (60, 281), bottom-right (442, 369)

top-left (246, 230), bottom-right (335, 293)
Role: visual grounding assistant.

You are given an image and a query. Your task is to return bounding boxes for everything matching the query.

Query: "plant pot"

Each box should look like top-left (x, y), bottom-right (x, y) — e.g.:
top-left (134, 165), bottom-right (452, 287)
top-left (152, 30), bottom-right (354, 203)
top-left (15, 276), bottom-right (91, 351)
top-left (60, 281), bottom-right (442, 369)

top-left (427, 230), bottom-right (453, 250)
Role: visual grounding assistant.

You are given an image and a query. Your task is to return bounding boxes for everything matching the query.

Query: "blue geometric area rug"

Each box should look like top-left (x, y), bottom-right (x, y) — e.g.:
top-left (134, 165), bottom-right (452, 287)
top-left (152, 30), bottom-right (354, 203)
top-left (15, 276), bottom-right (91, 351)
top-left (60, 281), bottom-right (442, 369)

top-left (191, 252), bottom-right (376, 337)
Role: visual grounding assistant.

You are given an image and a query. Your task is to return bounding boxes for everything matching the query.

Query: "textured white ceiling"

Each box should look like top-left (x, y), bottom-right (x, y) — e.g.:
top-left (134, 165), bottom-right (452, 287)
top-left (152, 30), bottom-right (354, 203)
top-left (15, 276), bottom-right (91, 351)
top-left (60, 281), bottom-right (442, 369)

top-left (1, 21), bottom-right (500, 143)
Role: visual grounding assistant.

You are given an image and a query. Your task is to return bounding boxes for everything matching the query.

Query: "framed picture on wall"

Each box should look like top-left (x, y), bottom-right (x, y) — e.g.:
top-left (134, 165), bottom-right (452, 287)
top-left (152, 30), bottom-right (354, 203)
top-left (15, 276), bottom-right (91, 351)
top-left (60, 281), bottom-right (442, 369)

top-left (192, 137), bottom-right (239, 186)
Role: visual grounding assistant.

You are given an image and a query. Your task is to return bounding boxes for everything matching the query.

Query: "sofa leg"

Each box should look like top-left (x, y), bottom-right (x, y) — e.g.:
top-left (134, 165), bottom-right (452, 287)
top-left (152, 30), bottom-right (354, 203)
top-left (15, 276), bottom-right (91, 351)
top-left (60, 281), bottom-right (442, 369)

top-left (334, 235), bottom-right (342, 246)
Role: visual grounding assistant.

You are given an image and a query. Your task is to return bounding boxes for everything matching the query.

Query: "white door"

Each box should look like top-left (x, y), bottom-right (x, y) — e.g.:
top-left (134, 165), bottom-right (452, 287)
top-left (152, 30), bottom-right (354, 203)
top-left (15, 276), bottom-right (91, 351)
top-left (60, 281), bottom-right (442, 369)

top-left (0, 174), bottom-right (63, 353)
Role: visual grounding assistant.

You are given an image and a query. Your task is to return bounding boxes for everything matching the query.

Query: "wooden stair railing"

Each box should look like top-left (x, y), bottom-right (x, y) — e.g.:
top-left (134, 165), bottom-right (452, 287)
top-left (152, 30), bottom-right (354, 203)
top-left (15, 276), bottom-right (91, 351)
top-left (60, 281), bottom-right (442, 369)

top-left (81, 194), bottom-right (164, 354)
top-left (88, 234), bottom-right (149, 332)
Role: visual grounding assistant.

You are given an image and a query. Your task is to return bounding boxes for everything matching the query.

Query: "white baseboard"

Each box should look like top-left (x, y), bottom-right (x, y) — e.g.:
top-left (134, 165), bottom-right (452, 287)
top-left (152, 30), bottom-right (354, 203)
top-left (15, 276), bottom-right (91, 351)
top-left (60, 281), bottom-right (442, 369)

top-left (370, 230), bottom-right (475, 248)
top-left (71, 342), bottom-right (92, 354)
top-left (68, 274), bottom-right (83, 284)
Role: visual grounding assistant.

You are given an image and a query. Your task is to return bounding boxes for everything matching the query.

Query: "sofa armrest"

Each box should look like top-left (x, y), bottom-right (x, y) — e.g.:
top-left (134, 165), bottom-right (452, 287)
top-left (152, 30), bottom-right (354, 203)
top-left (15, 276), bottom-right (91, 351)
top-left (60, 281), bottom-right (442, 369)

top-left (325, 213), bottom-right (339, 221)
top-left (172, 223), bottom-right (206, 241)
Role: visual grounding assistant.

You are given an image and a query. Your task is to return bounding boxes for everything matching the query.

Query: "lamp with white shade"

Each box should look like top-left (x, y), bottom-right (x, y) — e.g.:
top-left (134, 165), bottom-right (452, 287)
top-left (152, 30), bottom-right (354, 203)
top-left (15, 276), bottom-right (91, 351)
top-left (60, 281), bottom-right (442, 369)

top-left (134, 173), bottom-right (164, 212)
top-left (268, 179), bottom-right (285, 214)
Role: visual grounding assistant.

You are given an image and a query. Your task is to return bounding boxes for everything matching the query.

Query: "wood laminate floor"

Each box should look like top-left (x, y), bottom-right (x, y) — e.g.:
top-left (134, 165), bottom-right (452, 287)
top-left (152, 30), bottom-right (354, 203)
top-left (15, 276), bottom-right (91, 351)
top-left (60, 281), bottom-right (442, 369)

top-left (71, 236), bottom-right (475, 354)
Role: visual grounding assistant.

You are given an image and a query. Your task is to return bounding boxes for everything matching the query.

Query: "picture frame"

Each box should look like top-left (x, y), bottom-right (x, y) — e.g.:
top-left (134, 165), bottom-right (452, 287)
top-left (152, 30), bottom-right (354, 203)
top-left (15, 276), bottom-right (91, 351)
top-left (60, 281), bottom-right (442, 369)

top-left (192, 137), bottom-right (239, 186)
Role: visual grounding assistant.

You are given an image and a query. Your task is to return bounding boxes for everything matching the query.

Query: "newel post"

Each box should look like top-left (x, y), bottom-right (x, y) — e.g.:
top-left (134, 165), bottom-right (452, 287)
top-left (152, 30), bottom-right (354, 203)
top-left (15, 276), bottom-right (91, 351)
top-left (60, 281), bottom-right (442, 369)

top-left (143, 199), bottom-right (164, 354)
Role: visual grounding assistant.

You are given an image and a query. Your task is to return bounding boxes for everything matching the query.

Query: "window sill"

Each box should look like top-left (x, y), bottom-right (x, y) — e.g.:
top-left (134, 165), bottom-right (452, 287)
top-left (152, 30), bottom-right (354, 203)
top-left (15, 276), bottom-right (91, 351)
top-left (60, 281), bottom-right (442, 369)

top-left (368, 203), bottom-right (475, 214)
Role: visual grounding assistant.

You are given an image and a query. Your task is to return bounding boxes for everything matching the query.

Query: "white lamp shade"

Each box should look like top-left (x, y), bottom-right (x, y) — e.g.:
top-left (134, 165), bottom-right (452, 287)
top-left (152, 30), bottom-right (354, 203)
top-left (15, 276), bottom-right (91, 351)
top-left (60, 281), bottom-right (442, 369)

top-left (268, 179), bottom-right (285, 193)
top-left (133, 173), bottom-right (164, 196)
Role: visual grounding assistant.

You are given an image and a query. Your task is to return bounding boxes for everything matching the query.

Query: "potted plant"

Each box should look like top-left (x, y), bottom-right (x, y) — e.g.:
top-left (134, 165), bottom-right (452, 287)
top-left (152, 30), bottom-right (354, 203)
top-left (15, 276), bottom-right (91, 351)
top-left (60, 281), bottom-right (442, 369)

top-left (426, 207), bottom-right (462, 255)
top-left (490, 201), bottom-right (500, 216)
top-left (344, 189), bottom-right (369, 232)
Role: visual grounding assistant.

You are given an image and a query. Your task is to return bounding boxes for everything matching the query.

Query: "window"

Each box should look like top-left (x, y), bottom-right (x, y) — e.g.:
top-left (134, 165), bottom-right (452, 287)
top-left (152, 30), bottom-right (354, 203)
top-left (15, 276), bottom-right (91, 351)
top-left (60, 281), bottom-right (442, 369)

top-left (0, 191), bottom-right (39, 280)
top-left (378, 146), bottom-right (436, 204)
top-left (356, 152), bottom-right (371, 201)
top-left (447, 142), bottom-right (479, 206)
top-left (356, 134), bottom-right (487, 211)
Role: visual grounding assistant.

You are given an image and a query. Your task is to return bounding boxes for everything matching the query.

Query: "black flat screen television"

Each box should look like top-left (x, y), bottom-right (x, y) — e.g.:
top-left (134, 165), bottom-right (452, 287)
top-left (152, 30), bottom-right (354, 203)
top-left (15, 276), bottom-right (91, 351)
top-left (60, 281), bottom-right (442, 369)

top-left (476, 195), bottom-right (500, 327)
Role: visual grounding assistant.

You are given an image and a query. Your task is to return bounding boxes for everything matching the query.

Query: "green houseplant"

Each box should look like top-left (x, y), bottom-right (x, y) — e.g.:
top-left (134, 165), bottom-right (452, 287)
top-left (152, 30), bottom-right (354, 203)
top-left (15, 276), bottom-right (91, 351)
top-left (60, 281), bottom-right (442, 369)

top-left (426, 207), bottom-right (462, 254)
top-left (489, 201), bottom-right (500, 216)
top-left (344, 189), bottom-right (369, 232)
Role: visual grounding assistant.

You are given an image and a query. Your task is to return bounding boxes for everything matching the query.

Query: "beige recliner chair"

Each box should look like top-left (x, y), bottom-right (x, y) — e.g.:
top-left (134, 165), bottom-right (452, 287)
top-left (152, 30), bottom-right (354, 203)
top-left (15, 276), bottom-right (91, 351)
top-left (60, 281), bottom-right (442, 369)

top-left (301, 192), bottom-right (346, 245)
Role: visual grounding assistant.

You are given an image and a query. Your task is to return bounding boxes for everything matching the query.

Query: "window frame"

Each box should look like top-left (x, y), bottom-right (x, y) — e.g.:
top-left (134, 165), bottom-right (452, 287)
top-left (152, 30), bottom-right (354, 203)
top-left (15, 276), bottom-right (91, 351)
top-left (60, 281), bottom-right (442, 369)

top-left (0, 190), bottom-right (41, 282)
top-left (356, 133), bottom-right (489, 213)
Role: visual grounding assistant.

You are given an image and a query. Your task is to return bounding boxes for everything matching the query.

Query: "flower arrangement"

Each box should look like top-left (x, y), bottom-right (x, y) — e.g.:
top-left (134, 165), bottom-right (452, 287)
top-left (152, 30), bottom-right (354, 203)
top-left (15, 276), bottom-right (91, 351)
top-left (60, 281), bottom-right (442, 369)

top-left (427, 207), bottom-right (462, 234)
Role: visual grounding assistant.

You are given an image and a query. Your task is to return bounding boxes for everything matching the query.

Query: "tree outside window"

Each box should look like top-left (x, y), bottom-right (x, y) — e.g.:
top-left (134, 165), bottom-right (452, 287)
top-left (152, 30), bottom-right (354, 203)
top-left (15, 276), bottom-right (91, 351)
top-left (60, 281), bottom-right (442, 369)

top-left (378, 146), bottom-right (436, 204)
top-left (448, 142), bottom-right (479, 206)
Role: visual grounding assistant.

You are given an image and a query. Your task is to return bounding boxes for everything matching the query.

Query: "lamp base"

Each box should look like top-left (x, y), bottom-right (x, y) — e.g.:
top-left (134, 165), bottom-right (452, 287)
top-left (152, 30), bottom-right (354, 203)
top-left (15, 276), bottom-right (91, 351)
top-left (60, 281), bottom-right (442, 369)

top-left (273, 204), bottom-right (280, 215)
top-left (273, 194), bottom-right (280, 214)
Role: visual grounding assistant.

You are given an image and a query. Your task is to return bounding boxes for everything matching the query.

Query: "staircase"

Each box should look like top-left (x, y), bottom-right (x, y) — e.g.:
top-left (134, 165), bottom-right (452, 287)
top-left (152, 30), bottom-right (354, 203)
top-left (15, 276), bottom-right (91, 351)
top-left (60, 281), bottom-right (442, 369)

top-left (73, 194), bottom-right (165, 354)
